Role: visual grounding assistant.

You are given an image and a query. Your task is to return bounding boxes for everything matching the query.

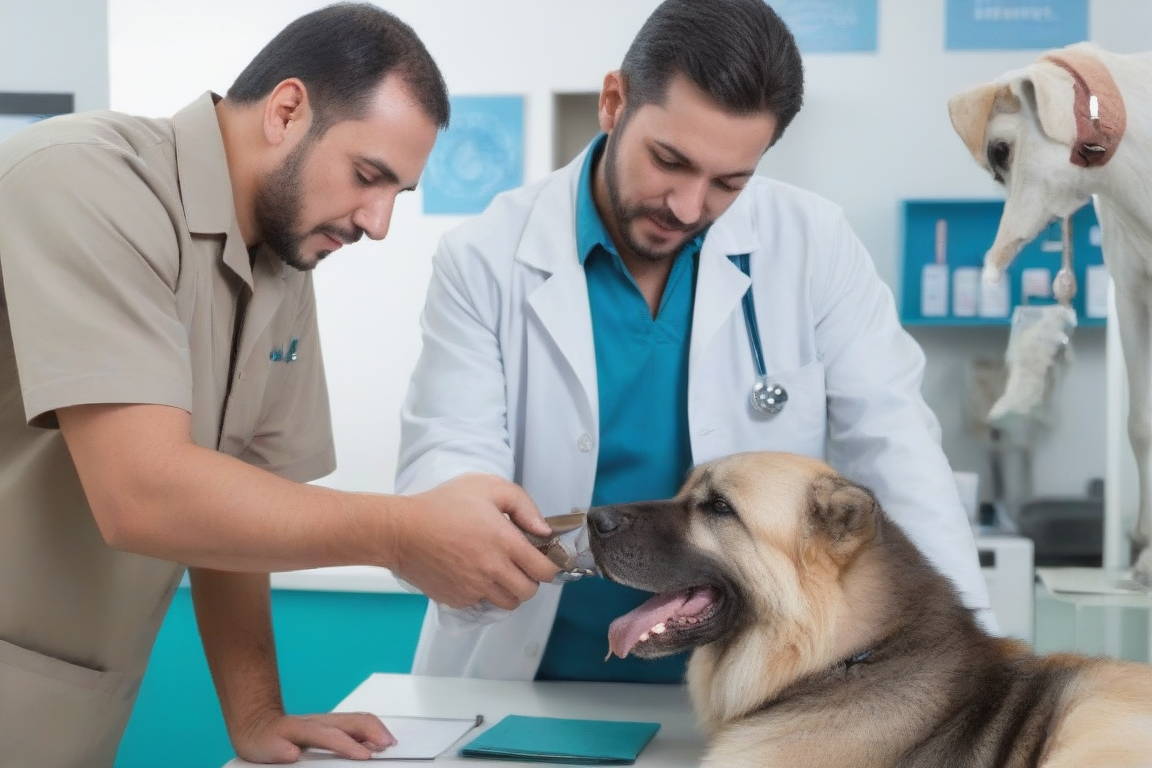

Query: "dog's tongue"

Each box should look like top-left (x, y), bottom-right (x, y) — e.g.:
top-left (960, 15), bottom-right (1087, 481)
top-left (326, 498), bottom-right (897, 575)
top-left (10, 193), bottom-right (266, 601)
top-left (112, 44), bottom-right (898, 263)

top-left (607, 587), bottom-right (716, 659)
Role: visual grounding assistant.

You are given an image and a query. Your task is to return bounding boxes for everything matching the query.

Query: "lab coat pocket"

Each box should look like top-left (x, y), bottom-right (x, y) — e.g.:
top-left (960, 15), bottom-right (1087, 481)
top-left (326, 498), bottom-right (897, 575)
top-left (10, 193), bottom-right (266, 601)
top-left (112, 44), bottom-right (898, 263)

top-left (435, 600), bottom-right (513, 636)
top-left (744, 359), bottom-right (827, 458)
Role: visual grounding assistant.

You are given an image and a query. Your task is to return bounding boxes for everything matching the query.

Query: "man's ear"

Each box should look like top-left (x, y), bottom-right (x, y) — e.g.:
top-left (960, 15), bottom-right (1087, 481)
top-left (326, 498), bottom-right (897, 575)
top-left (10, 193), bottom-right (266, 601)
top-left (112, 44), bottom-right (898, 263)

top-left (263, 78), bottom-right (311, 148)
top-left (948, 83), bottom-right (999, 167)
top-left (809, 475), bottom-right (880, 560)
top-left (1024, 60), bottom-right (1077, 147)
top-left (599, 71), bottom-right (627, 135)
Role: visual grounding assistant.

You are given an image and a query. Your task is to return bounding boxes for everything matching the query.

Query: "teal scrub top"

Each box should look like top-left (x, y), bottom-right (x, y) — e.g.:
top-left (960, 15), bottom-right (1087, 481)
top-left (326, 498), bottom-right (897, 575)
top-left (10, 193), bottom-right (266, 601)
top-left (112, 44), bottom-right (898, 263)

top-left (535, 135), bottom-right (702, 683)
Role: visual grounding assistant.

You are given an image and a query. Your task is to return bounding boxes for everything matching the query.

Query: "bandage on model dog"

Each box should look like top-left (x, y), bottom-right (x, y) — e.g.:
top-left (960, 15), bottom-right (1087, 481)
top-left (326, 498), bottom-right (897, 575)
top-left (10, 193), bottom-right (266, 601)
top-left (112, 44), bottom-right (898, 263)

top-left (1042, 51), bottom-right (1127, 167)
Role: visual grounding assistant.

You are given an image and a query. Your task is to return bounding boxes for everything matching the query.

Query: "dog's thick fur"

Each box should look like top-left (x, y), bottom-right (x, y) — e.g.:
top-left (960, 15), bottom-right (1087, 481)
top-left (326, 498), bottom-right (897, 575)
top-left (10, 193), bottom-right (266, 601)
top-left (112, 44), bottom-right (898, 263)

top-left (589, 452), bottom-right (1152, 768)
top-left (949, 42), bottom-right (1152, 583)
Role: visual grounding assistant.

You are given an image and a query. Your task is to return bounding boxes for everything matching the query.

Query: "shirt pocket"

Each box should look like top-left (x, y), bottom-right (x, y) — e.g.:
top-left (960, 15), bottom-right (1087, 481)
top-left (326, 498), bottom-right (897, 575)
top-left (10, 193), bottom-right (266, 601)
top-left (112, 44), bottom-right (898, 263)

top-left (0, 635), bottom-right (121, 693)
top-left (0, 637), bottom-right (131, 764)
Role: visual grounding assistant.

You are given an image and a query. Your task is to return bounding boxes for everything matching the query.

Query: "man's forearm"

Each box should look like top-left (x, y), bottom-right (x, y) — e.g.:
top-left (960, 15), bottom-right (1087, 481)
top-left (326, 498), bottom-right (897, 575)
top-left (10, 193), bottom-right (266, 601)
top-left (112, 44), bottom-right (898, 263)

top-left (58, 403), bottom-right (558, 606)
top-left (59, 402), bottom-right (409, 572)
top-left (107, 439), bottom-right (408, 571)
top-left (191, 569), bottom-right (284, 736)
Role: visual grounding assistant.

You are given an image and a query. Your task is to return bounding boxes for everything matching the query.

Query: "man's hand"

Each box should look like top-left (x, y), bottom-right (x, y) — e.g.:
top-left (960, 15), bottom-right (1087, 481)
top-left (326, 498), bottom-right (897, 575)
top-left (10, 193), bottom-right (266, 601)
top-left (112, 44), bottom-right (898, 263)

top-left (232, 709), bottom-right (395, 763)
top-left (393, 474), bottom-right (561, 610)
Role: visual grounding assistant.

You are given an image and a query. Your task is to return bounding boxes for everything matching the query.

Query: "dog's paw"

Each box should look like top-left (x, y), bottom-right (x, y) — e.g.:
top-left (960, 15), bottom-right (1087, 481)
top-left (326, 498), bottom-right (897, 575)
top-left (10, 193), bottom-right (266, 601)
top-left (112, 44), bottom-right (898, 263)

top-left (982, 263), bottom-right (1005, 286)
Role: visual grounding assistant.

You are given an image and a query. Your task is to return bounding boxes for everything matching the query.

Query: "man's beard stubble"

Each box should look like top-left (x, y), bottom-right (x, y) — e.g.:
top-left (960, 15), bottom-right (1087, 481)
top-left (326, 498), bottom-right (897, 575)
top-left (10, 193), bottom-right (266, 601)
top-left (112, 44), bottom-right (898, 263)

top-left (602, 129), bottom-right (709, 264)
top-left (253, 135), bottom-right (362, 272)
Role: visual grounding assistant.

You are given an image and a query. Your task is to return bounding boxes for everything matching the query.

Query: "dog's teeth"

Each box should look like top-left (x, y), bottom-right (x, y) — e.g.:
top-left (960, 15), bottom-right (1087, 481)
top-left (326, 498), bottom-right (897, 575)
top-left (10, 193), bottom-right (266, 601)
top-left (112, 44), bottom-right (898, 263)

top-left (639, 632), bottom-right (650, 642)
top-left (651, 623), bottom-right (666, 634)
top-left (687, 617), bottom-right (697, 624)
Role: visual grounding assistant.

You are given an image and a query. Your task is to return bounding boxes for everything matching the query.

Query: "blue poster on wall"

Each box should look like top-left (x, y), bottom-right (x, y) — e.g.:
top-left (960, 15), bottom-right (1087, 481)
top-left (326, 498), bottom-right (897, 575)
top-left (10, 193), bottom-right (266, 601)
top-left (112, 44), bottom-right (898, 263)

top-left (946, 0), bottom-right (1088, 50)
top-left (422, 95), bottom-right (524, 215)
top-left (769, 0), bottom-right (878, 53)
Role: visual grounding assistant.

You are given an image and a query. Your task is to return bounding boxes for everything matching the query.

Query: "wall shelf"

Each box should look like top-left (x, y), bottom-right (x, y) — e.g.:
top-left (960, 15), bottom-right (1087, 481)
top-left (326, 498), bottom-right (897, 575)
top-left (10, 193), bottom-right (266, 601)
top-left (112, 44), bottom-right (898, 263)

top-left (900, 200), bottom-right (1106, 329)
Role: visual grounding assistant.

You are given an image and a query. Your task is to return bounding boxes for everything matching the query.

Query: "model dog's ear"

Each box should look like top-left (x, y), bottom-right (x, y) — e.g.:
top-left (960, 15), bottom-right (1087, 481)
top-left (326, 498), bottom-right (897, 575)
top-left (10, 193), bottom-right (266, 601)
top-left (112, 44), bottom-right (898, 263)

top-left (948, 83), bottom-right (999, 168)
top-left (809, 475), bottom-right (880, 560)
top-left (1024, 60), bottom-right (1078, 147)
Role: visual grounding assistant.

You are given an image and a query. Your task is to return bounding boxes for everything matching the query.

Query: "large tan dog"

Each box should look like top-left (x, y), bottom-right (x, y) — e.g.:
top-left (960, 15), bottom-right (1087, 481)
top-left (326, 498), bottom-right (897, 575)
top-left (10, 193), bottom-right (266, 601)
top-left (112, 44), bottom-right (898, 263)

top-left (588, 452), bottom-right (1152, 767)
top-left (948, 42), bottom-right (1152, 584)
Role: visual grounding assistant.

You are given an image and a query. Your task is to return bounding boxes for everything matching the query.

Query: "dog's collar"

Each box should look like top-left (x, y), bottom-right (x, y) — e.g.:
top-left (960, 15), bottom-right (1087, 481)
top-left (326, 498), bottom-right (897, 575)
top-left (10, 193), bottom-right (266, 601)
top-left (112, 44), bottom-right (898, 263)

top-left (824, 647), bottom-right (875, 677)
top-left (1042, 52), bottom-right (1127, 168)
top-left (837, 648), bottom-right (874, 671)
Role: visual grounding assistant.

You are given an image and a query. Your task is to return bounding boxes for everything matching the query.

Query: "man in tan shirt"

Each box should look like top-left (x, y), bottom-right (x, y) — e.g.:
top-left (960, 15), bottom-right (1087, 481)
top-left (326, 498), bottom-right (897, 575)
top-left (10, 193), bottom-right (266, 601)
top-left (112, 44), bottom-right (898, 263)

top-left (0, 6), bottom-right (558, 766)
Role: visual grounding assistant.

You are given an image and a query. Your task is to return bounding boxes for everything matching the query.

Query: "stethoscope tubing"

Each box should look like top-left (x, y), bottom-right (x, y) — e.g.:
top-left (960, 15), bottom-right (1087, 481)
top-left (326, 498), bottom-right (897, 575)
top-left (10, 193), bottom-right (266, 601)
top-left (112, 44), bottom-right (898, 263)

top-left (729, 253), bottom-right (787, 416)
top-left (730, 253), bottom-right (768, 379)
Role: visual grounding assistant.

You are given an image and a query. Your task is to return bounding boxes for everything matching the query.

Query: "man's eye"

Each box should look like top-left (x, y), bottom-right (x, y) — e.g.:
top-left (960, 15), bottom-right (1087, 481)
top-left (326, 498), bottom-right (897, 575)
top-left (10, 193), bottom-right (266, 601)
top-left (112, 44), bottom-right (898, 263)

top-left (654, 154), bottom-right (680, 170)
top-left (355, 170), bottom-right (372, 185)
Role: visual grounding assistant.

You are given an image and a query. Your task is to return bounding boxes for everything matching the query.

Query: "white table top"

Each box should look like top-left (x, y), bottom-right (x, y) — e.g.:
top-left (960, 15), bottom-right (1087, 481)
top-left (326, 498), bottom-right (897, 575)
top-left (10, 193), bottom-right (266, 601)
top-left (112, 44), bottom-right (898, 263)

top-left (1037, 567), bottom-right (1152, 609)
top-left (223, 673), bottom-right (705, 767)
top-left (269, 566), bottom-right (406, 593)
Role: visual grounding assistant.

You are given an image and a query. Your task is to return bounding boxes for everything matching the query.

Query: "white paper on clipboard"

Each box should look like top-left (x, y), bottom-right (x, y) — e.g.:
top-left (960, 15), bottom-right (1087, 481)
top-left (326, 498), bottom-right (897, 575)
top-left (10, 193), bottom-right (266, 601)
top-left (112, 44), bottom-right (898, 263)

top-left (232, 715), bottom-right (483, 764)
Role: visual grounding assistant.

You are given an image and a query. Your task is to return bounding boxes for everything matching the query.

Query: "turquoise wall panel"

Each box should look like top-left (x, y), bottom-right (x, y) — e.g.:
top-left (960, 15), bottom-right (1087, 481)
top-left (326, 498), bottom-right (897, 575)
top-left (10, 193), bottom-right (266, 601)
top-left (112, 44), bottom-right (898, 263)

top-left (116, 588), bottom-right (427, 768)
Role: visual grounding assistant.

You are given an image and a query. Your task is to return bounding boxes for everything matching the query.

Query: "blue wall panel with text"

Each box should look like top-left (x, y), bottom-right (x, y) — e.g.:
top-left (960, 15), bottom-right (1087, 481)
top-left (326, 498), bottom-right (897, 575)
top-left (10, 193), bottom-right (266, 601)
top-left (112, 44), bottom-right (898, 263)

top-left (946, 0), bottom-right (1089, 50)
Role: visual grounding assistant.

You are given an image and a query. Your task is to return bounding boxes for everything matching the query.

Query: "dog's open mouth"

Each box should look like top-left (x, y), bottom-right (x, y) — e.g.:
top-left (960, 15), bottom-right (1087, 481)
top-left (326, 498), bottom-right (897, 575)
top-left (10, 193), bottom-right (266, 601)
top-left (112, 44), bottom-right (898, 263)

top-left (607, 585), bottom-right (722, 658)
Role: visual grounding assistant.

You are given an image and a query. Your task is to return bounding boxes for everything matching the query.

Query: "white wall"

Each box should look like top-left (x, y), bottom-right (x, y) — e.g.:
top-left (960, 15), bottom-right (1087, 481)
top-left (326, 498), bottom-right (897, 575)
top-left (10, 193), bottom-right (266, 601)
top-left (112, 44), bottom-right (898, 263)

top-left (0, 0), bottom-right (108, 111)
top-left (108, 0), bottom-right (1152, 500)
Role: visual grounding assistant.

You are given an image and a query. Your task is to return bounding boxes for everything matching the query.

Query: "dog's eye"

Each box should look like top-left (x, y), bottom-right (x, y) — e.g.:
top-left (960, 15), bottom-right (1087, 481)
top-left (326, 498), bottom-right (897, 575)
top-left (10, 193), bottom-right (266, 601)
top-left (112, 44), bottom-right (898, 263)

top-left (988, 140), bottom-right (1011, 170)
top-left (706, 496), bottom-right (735, 517)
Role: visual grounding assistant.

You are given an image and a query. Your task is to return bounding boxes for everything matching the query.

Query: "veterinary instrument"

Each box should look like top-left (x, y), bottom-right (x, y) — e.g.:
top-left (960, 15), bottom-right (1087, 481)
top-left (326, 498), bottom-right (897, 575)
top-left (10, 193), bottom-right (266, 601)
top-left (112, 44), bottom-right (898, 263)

top-left (522, 511), bottom-right (597, 582)
top-left (730, 254), bottom-right (788, 416)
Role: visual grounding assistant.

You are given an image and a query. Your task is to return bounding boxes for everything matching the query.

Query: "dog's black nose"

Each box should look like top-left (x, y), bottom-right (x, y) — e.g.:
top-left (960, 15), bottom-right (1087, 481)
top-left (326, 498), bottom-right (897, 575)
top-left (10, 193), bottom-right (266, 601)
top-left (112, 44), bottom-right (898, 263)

top-left (589, 506), bottom-right (629, 537)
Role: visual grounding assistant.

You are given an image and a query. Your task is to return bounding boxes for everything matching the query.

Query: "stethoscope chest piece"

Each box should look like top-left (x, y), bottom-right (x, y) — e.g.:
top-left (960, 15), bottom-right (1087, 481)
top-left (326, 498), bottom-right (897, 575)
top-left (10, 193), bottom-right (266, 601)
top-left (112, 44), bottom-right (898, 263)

top-left (751, 377), bottom-right (787, 416)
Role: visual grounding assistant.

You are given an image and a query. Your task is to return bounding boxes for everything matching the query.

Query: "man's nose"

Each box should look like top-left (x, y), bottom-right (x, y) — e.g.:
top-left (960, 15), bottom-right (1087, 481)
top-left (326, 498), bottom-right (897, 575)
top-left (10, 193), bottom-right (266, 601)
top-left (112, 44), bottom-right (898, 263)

top-left (666, 178), bottom-right (707, 226)
top-left (353, 192), bottom-right (395, 241)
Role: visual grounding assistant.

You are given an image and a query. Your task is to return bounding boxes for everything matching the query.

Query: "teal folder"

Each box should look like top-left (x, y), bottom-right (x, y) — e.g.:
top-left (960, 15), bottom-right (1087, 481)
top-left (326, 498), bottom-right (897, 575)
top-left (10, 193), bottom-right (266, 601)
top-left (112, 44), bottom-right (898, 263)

top-left (459, 714), bottom-right (661, 764)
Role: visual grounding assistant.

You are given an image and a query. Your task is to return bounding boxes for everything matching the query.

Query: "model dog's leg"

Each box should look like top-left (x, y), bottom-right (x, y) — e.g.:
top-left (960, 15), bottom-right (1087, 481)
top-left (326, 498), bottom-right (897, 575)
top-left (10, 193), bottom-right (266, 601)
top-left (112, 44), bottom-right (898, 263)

top-left (1112, 271), bottom-right (1152, 567)
top-left (1117, 288), bottom-right (1152, 547)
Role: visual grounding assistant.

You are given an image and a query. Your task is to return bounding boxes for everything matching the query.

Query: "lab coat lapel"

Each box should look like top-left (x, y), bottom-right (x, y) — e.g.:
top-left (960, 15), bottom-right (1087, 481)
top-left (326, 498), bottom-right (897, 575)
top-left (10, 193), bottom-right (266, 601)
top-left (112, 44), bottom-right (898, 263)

top-left (519, 160), bottom-right (599, 426)
top-left (690, 194), bottom-right (759, 378)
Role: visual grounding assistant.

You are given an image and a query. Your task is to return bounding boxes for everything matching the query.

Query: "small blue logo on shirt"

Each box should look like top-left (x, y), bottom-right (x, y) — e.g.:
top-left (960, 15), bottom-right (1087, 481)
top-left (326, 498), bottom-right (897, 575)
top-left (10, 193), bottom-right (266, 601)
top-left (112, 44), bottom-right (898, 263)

top-left (270, 338), bottom-right (298, 363)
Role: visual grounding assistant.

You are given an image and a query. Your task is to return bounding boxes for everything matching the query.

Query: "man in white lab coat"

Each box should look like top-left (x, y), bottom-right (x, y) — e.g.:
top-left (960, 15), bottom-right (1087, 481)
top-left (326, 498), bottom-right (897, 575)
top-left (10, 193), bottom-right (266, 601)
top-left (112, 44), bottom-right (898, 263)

top-left (396, 0), bottom-right (993, 682)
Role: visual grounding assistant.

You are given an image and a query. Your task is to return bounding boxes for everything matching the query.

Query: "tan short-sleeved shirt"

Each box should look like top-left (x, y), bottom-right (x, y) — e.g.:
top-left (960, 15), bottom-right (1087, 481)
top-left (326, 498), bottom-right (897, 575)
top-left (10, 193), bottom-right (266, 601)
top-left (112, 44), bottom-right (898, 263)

top-left (0, 92), bottom-right (336, 766)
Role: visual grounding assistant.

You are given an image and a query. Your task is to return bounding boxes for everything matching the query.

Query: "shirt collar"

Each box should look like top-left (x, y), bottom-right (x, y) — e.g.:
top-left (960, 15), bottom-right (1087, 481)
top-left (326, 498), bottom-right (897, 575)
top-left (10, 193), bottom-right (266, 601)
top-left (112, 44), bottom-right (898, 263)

top-left (575, 133), bottom-right (707, 266)
top-left (576, 133), bottom-right (614, 265)
top-left (171, 91), bottom-right (254, 286)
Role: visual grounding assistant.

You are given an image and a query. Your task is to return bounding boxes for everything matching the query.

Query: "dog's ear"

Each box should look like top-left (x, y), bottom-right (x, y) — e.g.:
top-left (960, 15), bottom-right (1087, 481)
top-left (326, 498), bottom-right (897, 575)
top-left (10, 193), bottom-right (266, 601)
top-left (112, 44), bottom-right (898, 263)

top-left (948, 83), bottom-right (999, 167)
top-left (1024, 59), bottom-right (1077, 147)
top-left (809, 475), bottom-right (880, 559)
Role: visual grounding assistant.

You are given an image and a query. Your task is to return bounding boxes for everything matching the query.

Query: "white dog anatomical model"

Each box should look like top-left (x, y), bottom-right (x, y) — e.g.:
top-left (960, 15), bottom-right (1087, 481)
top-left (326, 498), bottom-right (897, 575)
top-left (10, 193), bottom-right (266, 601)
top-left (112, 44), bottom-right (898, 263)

top-left (949, 43), bottom-right (1152, 586)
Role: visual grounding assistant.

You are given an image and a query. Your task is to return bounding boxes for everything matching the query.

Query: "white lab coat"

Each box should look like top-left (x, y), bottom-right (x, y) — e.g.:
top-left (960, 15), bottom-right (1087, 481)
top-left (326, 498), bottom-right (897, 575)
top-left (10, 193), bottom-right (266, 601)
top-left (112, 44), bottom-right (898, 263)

top-left (395, 150), bottom-right (992, 680)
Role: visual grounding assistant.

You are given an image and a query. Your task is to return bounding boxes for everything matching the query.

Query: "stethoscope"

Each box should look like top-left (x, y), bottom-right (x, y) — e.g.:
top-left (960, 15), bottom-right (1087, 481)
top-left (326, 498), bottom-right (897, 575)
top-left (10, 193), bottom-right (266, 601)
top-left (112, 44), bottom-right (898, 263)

top-left (730, 254), bottom-right (788, 416)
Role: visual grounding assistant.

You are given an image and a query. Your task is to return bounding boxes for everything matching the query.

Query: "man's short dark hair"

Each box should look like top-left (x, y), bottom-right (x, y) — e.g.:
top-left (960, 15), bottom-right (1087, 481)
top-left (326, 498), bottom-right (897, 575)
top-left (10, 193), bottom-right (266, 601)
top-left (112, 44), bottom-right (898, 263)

top-left (227, 3), bottom-right (449, 133)
top-left (621, 0), bottom-right (803, 145)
